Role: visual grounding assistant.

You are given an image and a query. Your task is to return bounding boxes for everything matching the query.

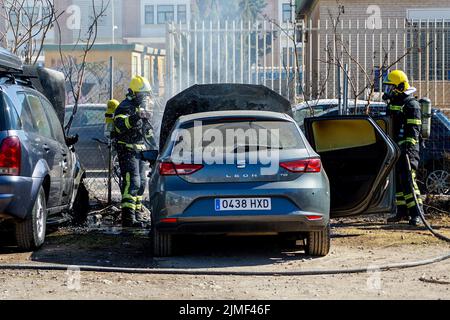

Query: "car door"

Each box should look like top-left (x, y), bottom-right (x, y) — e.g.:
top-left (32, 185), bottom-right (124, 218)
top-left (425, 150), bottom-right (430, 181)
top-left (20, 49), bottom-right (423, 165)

top-left (303, 116), bottom-right (400, 218)
top-left (68, 106), bottom-right (108, 171)
top-left (41, 97), bottom-right (73, 206)
top-left (20, 92), bottom-right (63, 208)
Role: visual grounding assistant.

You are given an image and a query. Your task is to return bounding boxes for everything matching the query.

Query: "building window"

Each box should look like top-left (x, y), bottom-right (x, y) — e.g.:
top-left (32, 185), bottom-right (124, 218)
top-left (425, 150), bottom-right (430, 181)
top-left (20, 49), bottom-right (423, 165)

top-left (177, 5), bottom-right (187, 24)
top-left (157, 5), bottom-right (175, 24)
top-left (145, 5), bottom-right (154, 24)
top-left (42, 6), bottom-right (52, 25)
top-left (144, 58), bottom-right (152, 82)
top-left (132, 55), bottom-right (139, 76)
top-left (282, 3), bottom-right (292, 23)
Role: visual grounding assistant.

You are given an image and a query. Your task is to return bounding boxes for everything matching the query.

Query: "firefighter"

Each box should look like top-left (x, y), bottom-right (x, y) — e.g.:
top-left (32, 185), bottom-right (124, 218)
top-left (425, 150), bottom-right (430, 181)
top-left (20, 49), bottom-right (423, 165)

top-left (383, 70), bottom-right (423, 226)
top-left (113, 76), bottom-right (154, 228)
top-left (105, 99), bottom-right (120, 139)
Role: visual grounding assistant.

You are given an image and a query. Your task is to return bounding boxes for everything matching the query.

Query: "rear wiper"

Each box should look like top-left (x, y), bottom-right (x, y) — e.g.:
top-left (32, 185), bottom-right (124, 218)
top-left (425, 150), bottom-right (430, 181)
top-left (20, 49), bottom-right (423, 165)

top-left (233, 145), bottom-right (284, 152)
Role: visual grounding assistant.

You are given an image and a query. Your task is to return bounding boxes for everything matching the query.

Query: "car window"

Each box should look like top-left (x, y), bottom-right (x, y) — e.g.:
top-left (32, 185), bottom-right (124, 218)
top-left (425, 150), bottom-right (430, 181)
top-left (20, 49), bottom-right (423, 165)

top-left (294, 104), bottom-right (336, 126)
top-left (16, 93), bottom-right (38, 133)
top-left (173, 120), bottom-right (305, 159)
top-left (2, 93), bottom-right (20, 130)
top-left (41, 98), bottom-right (66, 144)
top-left (25, 93), bottom-right (52, 139)
top-left (68, 108), bottom-right (105, 127)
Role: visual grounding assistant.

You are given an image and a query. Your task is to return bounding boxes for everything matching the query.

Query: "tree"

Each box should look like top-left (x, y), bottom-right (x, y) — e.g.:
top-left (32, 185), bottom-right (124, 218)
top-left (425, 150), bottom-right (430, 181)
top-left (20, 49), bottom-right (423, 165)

top-left (55, 0), bottom-right (109, 134)
top-left (0, 0), bottom-right (61, 64)
top-left (239, 0), bottom-right (267, 22)
top-left (191, 0), bottom-right (267, 22)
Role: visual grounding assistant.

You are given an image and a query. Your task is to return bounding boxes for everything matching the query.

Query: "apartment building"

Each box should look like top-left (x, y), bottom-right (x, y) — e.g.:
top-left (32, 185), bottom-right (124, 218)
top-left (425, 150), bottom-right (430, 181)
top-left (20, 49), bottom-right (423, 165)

top-left (54, 0), bottom-right (191, 48)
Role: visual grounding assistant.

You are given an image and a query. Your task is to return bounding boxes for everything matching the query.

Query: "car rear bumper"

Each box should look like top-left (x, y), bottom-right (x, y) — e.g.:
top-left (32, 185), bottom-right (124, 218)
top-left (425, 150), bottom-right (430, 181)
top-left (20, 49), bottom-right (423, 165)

top-left (155, 214), bottom-right (328, 235)
top-left (0, 176), bottom-right (38, 220)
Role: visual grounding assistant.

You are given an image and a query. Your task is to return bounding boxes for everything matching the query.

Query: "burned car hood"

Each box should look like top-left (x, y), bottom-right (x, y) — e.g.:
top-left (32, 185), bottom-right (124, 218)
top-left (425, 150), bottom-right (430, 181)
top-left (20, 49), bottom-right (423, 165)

top-left (22, 65), bottom-right (66, 125)
top-left (159, 84), bottom-right (292, 150)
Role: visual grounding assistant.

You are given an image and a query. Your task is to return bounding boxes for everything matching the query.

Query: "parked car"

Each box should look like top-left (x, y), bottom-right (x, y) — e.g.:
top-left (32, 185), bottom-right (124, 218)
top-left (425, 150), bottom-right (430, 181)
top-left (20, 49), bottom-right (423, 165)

top-left (294, 100), bottom-right (450, 195)
top-left (65, 104), bottom-right (109, 172)
top-left (0, 49), bottom-right (89, 250)
top-left (148, 85), bottom-right (399, 257)
top-left (292, 99), bottom-right (387, 127)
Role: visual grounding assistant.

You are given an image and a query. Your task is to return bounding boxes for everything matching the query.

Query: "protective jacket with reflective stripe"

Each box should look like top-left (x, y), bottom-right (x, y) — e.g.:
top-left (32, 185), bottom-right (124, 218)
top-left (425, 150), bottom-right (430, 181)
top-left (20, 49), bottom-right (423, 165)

top-left (387, 93), bottom-right (422, 168)
top-left (113, 98), bottom-right (151, 150)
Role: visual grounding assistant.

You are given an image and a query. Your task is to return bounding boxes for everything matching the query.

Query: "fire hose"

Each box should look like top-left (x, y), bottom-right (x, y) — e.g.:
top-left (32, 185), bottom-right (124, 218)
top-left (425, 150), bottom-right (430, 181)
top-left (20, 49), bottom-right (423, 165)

top-left (0, 161), bottom-right (448, 276)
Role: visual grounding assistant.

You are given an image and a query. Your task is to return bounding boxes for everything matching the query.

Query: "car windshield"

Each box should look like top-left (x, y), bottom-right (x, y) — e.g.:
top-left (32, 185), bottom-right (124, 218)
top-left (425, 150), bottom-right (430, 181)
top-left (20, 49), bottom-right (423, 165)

top-left (171, 120), bottom-right (305, 160)
top-left (65, 107), bottom-right (105, 127)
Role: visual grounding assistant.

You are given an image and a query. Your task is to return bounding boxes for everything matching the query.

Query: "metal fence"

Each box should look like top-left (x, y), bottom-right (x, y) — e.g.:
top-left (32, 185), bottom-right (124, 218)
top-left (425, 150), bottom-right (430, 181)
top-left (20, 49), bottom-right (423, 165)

top-left (61, 58), bottom-right (166, 204)
top-left (165, 20), bottom-right (300, 100)
top-left (301, 18), bottom-right (450, 108)
top-left (165, 19), bottom-right (450, 195)
top-left (166, 19), bottom-right (450, 109)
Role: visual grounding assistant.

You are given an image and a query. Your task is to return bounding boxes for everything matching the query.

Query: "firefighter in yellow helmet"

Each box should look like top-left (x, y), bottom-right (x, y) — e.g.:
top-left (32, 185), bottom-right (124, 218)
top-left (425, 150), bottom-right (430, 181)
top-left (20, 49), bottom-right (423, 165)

top-left (383, 70), bottom-right (423, 226)
top-left (113, 76), bottom-right (155, 228)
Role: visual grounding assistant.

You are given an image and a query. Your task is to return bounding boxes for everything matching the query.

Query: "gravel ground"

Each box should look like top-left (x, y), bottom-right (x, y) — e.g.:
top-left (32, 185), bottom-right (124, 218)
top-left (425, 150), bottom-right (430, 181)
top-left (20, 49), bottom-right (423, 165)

top-left (0, 214), bottom-right (449, 300)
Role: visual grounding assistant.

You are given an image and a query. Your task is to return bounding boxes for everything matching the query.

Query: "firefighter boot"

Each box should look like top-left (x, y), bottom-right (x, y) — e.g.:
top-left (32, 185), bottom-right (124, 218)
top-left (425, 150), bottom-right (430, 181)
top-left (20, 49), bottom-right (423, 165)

top-left (122, 209), bottom-right (144, 228)
top-left (387, 207), bottom-right (409, 223)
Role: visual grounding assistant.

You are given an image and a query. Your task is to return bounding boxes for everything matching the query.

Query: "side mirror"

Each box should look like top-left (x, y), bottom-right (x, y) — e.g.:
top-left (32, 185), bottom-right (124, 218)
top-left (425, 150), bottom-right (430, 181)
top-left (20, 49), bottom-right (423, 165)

top-left (66, 134), bottom-right (79, 147)
top-left (141, 150), bottom-right (159, 163)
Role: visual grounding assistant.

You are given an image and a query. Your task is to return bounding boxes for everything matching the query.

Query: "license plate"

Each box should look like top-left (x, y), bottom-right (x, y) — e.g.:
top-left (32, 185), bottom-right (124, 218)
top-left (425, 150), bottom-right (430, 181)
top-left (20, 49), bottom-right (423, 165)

top-left (215, 198), bottom-right (272, 211)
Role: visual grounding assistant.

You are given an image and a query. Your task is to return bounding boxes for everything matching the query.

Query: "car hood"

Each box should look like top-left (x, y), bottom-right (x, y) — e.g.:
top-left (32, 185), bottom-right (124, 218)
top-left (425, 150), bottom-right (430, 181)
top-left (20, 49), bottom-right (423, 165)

top-left (159, 84), bottom-right (292, 150)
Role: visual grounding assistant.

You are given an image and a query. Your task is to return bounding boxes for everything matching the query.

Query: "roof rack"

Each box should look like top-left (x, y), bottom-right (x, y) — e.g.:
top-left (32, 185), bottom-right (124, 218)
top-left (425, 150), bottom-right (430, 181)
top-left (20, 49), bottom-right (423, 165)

top-left (0, 48), bottom-right (23, 72)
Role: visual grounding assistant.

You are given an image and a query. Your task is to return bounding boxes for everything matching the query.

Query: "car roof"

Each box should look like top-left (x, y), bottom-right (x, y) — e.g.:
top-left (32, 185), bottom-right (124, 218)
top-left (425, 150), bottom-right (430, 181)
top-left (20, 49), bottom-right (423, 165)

top-left (293, 99), bottom-right (386, 111)
top-left (66, 104), bottom-right (106, 109)
top-left (178, 110), bottom-right (292, 124)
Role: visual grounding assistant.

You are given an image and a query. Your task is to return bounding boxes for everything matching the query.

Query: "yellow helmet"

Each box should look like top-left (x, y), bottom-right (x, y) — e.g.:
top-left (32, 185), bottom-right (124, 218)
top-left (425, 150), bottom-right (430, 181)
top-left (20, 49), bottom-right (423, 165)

top-left (383, 70), bottom-right (410, 93)
top-left (129, 76), bottom-right (152, 95)
top-left (105, 99), bottom-right (120, 125)
top-left (107, 99), bottom-right (120, 110)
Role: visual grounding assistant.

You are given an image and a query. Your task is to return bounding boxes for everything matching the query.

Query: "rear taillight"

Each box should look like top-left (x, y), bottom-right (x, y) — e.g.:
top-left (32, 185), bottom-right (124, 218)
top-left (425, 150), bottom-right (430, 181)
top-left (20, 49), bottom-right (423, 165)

top-left (159, 162), bottom-right (204, 176)
top-left (0, 136), bottom-right (21, 176)
top-left (280, 158), bottom-right (321, 173)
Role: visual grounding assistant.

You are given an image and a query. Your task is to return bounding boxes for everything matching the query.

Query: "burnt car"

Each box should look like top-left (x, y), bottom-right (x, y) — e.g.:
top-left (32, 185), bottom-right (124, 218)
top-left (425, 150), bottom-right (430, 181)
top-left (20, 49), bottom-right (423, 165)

top-left (0, 49), bottom-right (89, 250)
top-left (65, 104), bottom-right (109, 172)
top-left (148, 84), bottom-right (399, 257)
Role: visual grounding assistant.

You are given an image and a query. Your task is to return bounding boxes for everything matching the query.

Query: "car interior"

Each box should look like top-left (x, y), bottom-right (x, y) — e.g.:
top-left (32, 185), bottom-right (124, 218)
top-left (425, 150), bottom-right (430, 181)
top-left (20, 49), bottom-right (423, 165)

top-left (309, 119), bottom-right (388, 212)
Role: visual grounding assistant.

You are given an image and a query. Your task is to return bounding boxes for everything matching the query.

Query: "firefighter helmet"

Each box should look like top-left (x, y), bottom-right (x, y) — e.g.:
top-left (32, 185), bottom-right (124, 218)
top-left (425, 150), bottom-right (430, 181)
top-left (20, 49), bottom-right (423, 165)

top-left (383, 70), bottom-right (410, 93)
top-left (129, 76), bottom-right (152, 94)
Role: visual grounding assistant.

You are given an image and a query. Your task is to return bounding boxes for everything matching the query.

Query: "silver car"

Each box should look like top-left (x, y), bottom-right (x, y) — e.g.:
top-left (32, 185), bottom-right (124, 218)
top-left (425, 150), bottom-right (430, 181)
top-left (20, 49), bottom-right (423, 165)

top-left (147, 109), bottom-right (399, 257)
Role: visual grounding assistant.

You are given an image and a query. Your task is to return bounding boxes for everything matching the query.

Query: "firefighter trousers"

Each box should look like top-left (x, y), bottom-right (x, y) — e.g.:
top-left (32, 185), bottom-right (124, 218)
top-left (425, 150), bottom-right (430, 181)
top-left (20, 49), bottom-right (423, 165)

top-left (117, 146), bottom-right (147, 222)
top-left (395, 152), bottom-right (423, 218)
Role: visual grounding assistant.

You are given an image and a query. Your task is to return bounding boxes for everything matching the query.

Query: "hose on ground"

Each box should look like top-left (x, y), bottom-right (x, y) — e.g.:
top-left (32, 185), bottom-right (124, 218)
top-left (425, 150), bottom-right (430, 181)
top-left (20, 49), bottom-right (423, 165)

top-left (405, 154), bottom-right (450, 243)
top-left (0, 157), bottom-right (448, 276)
top-left (0, 250), bottom-right (449, 276)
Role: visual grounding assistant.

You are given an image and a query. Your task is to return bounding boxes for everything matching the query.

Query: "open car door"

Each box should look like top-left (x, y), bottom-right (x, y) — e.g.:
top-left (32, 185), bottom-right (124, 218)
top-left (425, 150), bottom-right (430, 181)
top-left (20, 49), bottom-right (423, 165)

top-left (304, 116), bottom-right (400, 218)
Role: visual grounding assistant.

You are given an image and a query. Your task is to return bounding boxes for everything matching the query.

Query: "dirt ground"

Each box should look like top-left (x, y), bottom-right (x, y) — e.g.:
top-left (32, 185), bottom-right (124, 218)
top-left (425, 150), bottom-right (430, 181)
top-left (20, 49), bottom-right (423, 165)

top-left (0, 214), bottom-right (449, 300)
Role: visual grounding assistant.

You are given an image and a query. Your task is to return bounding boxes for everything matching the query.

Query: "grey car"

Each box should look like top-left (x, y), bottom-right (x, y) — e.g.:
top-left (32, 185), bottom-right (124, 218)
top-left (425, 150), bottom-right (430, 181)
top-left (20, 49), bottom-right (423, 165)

top-left (148, 109), bottom-right (399, 257)
top-left (0, 49), bottom-right (89, 250)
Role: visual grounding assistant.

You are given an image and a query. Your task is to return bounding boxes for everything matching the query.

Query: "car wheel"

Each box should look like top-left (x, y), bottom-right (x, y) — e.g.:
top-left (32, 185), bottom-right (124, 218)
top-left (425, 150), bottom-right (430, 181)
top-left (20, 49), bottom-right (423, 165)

top-left (151, 228), bottom-right (173, 257)
top-left (71, 180), bottom-right (90, 226)
top-left (426, 170), bottom-right (450, 195)
top-left (305, 224), bottom-right (331, 257)
top-left (15, 186), bottom-right (47, 251)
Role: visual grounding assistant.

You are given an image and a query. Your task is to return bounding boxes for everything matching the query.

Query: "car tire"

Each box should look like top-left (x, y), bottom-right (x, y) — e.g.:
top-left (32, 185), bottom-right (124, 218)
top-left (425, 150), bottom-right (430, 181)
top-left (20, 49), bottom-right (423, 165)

top-left (15, 186), bottom-right (47, 251)
top-left (71, 181), bottom-right (90, 226)
top-left (151, 228), bottom-right (173, 257)
top-left (306, 224), bottom-right (331, 257)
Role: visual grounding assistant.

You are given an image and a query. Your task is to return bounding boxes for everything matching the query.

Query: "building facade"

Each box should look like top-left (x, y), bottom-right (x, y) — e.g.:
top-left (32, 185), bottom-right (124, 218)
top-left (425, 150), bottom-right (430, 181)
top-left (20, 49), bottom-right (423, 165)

top-left (296, 0), bottom-right (450, 107)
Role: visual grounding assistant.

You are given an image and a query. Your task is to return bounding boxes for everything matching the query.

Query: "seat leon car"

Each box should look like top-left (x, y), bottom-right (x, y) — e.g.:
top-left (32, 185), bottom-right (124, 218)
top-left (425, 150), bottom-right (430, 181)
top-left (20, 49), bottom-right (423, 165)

top-left (149, 110), bottom-right (399, 257)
